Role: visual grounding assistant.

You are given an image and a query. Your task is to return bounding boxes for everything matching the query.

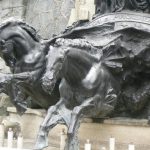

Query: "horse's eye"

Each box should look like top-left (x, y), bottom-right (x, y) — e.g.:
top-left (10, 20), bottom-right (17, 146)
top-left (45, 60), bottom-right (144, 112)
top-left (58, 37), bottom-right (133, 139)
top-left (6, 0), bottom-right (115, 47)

top-left (0, 40), bottom-right (5, 45)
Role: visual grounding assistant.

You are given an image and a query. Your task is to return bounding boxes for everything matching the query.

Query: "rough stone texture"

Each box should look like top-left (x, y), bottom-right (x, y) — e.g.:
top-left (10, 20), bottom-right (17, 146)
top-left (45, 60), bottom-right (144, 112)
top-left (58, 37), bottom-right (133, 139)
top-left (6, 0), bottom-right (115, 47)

top-left (0, 0), bottom-right (74, 38)
top-left (25, 0), bottom-right (74, 38)
top-left (0, 0), bottom-right (24, 21)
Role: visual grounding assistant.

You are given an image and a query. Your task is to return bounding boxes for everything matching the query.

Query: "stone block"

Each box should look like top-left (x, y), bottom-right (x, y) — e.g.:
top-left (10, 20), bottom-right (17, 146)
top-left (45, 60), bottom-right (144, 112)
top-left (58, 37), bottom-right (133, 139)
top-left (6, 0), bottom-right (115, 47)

top-left (78, 7), bottom-right (89, 20)
top-left (0, 0), bottom-right (74, 38)
top-left (86, 5), bottom-right (96, 20)
top-left (68, 8), bottom-right (77, 26)
top-left (67, 0), bottom-right (95, 25)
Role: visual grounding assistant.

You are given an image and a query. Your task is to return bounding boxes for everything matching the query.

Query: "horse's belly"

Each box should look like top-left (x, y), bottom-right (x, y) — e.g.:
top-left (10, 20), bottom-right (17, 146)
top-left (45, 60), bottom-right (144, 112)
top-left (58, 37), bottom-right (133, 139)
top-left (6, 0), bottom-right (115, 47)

top-left (73, 87), bottom-right (96, 104)
top-left (23, 84), bottom-right (59, 109)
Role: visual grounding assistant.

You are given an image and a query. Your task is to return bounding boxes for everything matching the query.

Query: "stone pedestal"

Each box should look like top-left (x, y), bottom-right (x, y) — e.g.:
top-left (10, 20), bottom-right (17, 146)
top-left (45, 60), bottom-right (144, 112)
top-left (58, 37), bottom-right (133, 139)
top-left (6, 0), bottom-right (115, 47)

top-left (5, 107), bottom-right (150, 150)
top-left (6, 107), bottom-right (46, 139)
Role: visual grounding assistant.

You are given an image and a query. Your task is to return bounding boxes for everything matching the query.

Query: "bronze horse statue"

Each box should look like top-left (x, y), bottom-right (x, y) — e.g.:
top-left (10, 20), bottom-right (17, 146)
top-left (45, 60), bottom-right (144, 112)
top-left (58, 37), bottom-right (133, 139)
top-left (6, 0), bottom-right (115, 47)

top-left (0, 18), bottom-right (60, 113)
top-left (0, 12), bottom-right (150, 149)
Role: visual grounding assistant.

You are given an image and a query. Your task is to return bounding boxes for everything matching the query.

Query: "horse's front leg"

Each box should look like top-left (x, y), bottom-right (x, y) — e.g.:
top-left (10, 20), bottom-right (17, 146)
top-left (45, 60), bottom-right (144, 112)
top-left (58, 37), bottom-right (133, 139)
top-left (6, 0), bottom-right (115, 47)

top-left (10, 84), bottom-right (28, 115)
top-left (35, 99), bottom-right (63, 150)
top-left (35, 99), bottom-right (71, 150)
top-left (66, 95), bottom-right (100, 150)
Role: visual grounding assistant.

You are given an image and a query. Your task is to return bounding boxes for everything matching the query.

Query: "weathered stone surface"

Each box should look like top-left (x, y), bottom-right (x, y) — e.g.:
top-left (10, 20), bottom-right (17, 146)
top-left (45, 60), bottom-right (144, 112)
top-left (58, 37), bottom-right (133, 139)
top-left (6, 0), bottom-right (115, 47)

top-left (25, 0), bottom-right (74, 38)
top-left (0, 0), bottom-right (24, 21)
top-left (0, 0), bottom-right (74, 39)
top-left (68, 0), bottom-right (95, 26)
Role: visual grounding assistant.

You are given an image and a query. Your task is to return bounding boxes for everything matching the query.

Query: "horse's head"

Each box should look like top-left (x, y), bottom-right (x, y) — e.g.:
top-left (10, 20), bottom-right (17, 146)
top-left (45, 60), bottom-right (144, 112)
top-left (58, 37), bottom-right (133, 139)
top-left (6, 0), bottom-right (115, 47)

top-left (0, 18), bottom-right (41, 71)
top-left (42, 46), bottom-right (66, 94)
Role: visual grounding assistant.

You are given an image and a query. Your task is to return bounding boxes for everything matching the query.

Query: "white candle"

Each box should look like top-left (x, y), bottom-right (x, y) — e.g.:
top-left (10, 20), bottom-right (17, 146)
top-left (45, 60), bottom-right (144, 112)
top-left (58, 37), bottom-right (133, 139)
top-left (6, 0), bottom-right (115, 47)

top-left (84, 139), bottom-right (91, 150)
top-left (60, 129), bottom-right (67, 150)
top-left (101, 147), bottom-right (106, 150)
top-left (7, 128), bottom-right (13, 148)
top-left (109, 137), bottom-right (115, 150)
top-left (0, 123), bottom-right (5, 147)
top-left (17, 134), bottom-right (23, 149)
top-left (128, 144), bottom-right (135, 150)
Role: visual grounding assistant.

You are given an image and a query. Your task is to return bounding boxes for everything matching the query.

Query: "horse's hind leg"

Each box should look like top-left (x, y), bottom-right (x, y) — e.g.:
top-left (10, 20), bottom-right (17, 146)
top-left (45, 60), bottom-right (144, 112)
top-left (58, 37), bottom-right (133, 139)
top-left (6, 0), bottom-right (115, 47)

top-left (65, 95), bottom-right (100, 150)
top-left (34, 99), bottom-right (69, 150)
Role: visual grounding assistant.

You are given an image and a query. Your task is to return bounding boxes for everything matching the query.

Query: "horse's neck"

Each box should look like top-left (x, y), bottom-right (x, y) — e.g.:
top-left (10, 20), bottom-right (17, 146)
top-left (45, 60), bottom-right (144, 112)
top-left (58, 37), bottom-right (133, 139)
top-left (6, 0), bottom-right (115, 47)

top-left (62, 49), bottom-right (98, 86)
top-left (14, 43), bottom-right (46, 73)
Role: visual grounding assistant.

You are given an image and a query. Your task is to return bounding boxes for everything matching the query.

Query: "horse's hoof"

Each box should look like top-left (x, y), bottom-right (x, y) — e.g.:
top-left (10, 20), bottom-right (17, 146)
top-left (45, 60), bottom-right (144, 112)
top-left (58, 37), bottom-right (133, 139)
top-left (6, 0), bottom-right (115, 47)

top-left (34, 135), bottom-right (48, 150)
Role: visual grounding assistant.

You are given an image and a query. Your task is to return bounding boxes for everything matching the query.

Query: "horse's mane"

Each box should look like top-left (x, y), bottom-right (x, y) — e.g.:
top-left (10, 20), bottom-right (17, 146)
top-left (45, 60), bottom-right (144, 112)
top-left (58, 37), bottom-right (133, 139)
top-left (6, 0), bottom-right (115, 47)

top-left (55, 38), bottom-right (102, 57)
top-left (0, 18), bottom-right (41, 42)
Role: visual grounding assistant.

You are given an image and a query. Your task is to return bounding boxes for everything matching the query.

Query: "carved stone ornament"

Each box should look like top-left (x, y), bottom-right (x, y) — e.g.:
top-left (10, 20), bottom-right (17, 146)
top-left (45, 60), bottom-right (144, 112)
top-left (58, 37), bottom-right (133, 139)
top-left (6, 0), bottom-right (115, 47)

top-left (95, 0), bottom-right (150, 14)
